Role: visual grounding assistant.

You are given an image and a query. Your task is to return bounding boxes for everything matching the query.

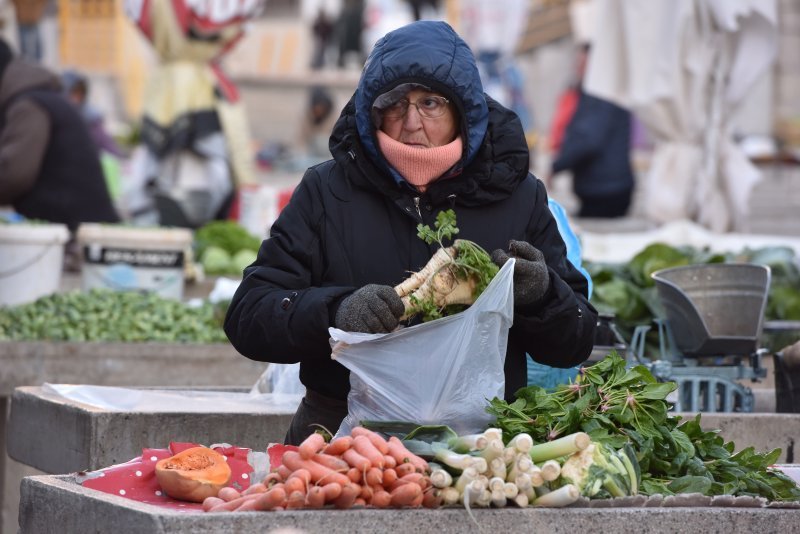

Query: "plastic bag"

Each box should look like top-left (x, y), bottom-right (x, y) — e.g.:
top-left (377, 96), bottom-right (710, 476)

top-left (331, 259), bottom-right (515, 436)
top-left (249, 363), bottom-right (305, 396)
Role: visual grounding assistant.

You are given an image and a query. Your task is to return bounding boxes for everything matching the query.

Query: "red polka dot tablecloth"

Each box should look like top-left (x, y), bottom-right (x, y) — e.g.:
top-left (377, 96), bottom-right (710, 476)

top-left (79, 442), bottom-right (297, 512)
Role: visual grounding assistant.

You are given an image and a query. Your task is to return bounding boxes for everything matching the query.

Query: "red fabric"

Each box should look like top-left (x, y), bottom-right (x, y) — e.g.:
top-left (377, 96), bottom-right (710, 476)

top-left (81, 442), bottom-right (254, 512)
top-left (549, 87), bottom-right (580, 154)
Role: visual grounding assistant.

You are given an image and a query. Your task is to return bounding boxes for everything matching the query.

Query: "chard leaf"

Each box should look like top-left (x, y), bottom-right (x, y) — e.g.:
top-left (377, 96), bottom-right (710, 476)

top-left (639, 382), bottom-right (677, 400)
top-left (667, 475), bottom-right (713, 494)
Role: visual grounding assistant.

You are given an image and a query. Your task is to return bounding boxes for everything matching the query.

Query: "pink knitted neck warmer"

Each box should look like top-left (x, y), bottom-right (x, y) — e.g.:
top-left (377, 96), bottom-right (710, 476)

top-left (377, 130), bottom-right (463, 192)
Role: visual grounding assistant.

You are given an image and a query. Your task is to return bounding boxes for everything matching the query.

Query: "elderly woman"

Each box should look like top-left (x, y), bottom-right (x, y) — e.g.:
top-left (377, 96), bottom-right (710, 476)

top-left (224, 21), bottom-right (597, 445)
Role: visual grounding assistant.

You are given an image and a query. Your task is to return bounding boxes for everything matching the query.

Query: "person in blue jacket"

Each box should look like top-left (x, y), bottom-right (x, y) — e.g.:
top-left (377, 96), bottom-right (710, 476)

top-left (551, 44), bottom-right (635, 218)
top-left (224, 21), bottom-right (597, 445)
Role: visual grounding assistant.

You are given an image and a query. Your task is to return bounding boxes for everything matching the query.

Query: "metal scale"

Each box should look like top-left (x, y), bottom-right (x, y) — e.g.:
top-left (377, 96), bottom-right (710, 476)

top-left (593, 263), bottom-right (771, 413)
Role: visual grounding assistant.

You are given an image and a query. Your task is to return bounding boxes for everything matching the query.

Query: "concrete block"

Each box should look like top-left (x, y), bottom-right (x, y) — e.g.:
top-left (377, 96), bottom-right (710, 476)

top-left (7, 386), bottom-right (293, 474)
top-left (18, 475), bottom-right (800, 534)
top-left (0, 341), bottom-right (268, 396)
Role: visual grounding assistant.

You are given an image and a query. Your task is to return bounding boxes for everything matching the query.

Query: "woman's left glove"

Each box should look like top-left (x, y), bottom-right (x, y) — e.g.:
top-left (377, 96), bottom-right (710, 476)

top-left (491, 240), bottom-right (550, 306)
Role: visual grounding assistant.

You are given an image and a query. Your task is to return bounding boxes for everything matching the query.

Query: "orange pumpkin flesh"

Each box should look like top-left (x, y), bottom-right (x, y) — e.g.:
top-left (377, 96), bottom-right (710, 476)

top-left (155, 447), bottom-right (232, 502)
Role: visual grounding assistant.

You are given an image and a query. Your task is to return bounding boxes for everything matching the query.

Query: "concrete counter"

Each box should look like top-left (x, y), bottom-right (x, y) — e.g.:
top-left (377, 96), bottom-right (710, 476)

top-left (7, 386), bottom-right (294, 474)
top-left (1, 341), bottom-right (268, 534)
top-left (19, 475), bottom-right (800, 534)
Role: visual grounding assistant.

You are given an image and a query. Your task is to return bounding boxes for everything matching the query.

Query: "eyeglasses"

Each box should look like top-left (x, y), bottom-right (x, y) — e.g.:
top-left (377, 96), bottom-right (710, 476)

top-left (381, 96), bottom-right (450, 119)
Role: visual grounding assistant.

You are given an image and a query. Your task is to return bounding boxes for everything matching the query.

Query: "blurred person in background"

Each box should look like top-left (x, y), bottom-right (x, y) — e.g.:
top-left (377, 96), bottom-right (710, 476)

top-left (310, 7), bottom-right (334, 70)
top-left (224, 21), bottom-right (597, 444)
top-left (550, 44), bottom-right (635, 218)
top-left (296, 85), bottom-right (336, 162)
top-left (62, 69), bottom-right (128, 159)
top-left (10, 0), bottom-right (45, 61)
top-left (336, 0), bottom-right (365, 68)
top-left (0, 38), bottom-right (120, 265)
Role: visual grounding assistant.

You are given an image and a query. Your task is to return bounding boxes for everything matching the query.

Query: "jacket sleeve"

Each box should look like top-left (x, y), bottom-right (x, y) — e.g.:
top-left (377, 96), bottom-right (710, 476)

top-left (223, 167), bottom-right (355, 364)
top-left (551, 93), bottom-right (615, 174)
top-left (510, 179), bottom-right (598, 368)
top-left (0, 99), bottom-right (50, 205)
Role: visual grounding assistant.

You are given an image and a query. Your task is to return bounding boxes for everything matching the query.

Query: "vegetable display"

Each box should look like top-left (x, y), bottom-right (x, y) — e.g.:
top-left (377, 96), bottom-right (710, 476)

top-left (0, 289), bottom-right (228, 343)
top-left (200, 427), bottom-right (436, 512)
top-left (486, 353), bottom-right (800, 502)
top-left (155, 446), bottom-right (232, 502)
top-left (395, 210), bottom-right (498, 322)
top-left (194, 220), bottom-right (261, 276)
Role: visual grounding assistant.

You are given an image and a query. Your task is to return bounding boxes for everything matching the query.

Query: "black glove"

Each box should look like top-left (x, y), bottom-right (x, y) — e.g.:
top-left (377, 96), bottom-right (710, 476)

top-left (491, 240), bottom-right (550, 306)
top-left (334, 284), bottom-right (404, 333)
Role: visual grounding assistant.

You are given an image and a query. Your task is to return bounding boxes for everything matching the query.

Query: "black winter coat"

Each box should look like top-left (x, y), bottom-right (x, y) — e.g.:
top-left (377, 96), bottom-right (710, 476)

top-left (224, 21), bottom-right (597, 404)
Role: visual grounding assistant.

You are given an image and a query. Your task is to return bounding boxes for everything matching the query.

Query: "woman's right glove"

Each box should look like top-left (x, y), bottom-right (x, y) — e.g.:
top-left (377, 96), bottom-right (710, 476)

top-left (491, 240), bottom-right (550, 306)
top-left (334, 284), bottom-right (404, 333)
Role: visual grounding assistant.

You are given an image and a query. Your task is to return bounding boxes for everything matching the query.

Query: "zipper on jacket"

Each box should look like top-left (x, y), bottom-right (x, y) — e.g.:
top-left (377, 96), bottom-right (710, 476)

top-left (413, 197), bottom-right (422, 219)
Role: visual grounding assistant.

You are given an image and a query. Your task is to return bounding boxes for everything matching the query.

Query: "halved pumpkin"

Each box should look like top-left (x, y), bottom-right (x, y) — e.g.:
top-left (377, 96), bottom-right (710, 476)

top-left (155, 446), bottom-right (232, 502)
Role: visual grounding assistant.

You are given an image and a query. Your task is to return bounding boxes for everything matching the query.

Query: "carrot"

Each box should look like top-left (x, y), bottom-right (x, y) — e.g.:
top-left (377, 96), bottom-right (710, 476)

top-left (282, 477), bottom-right (305, 496)
top-left (371, 489), bottom-right (392, 508)
top-left (299, 432), bottom-right (327, 460)
top-left (387, 437), bottom-right (429, 472)
top-left (306, 485), bottom-right (326, 508)
top-left (321, 482), bottom-right (343, 502)
top-left (395, 462), bottom-right (417, 477)
top-left (409, 491), bottom-right (424, 508)
top-left (276, 464), bottom-right (292, 480)
top-left (333, 483), bottom-right (360, 509)
top-left (242, 483), bottom-right (267, 496)
top-left (347, 467), bottom-right (361, 484)
top-left (263, 472), bottom-right (283, 487)
top-left (352, 435), bottom-right (385, 468)
top-left (383, 454), bottom-right (397, 469)
top-left (359, 484), bottom-right (374, 502)
top-left (282, 450), bottom-right (350, 486)
top-left (217, 487), bottom-right (242, 502)
top-left (389, 483), bottom-right (422, 507)
top-left (382, 468), bottom-right (398, 487)
top-left (254, 486), bottom-right (287, 511)
top-left (342, 448), bottom-right (372, 471)
top-left (286, 490), bottom-right (307, 509)
top-left (422, 488), bottom-right (443, 509)
top-left (365, 466), bottom-right (383, 487)
top-left (287, 468), bottom-right (312, 486)
top-left (234, 498), bottom-right (262, 512)
top-left (208, 494), bottom-right (257, 513)
top-left (351, 427), bottom-right (390, 455)
top-left (202, 496), bottom-right (225, 512)
top-left (354, 497), bottom-right (367, 507)
top-left (323, 436), bottom-right (353, 456)
top-left (389, 472), bottom-right (425, 492)
top-left (311, 452), bottom-right (350, 472)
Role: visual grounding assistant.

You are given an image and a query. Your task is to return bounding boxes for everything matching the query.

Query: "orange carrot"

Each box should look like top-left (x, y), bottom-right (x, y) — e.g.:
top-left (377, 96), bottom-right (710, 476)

top-left (395, 462), bottom-right (417, 477)
top-left (389, 472), bottom-right (426, 492)
top-left (242, 483), bottom-right (267, 496)
top-left (263, 472), bottom-right (283, 487)
top-left (383, 454), bottom-right (397, 469)
top-left (299, 432), bottom-right (327, 460)
top-left (333, 483), bottom-right (360, 509)
top-left (282, 450), bottom-right (350, 486)
top-left (365, 466), bottom-right (383, 487)
top-left (208, 494), bottom-right (258, 513)
top-left (371, 489), bottom-right (392, 508)
top-left (283, 476), bottom-right (306, 495)
top-left (287, 468), bottom-right (312, 486)
top-left (311, 453), bottom-right (350, 472)
top-left (352, 435), bottom-right (385, 468)
top-left (234, 498), bottom-right (262, 512)
top-left (217, 487), bottom-right (242, 502)
top-left (254, 486), bottom-right (287, 511)
top-left (409, 491), bottom-right (424, 508)
top-left (387, 437), bottom-right (429, 472)
top-left (389, 483), bottom-right (422, 507)
top-left (382, 468), bottom-right (398, 488)
top-left (202, 496), bottom-right (225, 512)
top-left (342, 448), bottom-right (371, 471)
top-left (422, 488), bottom-right (443, 509)
top-left (286, 490), bottom-right (307, 509)
top-left (276, 464), bottom-right (292, 480)
top-left (359, 484), bottom-right (374, 502)
top-left (323, 436), bottom-right (353, 456)
top-left (351, 427), bottom-right (390, 454)
top-left (347, 467), bottom-right (361, 484)
top-left (306, 485), bottom-right (326, 508)
top-left (321, 482), bottom-right (343, 502)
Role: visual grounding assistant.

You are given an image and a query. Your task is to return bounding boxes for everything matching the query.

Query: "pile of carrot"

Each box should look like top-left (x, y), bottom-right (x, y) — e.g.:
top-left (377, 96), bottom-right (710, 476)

top-left (202, 427), bottom-right (439, 512)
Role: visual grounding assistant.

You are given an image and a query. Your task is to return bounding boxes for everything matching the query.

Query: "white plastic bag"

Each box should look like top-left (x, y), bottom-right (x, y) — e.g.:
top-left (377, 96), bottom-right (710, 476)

top-left (331, 259), bottom-right (515, 436)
